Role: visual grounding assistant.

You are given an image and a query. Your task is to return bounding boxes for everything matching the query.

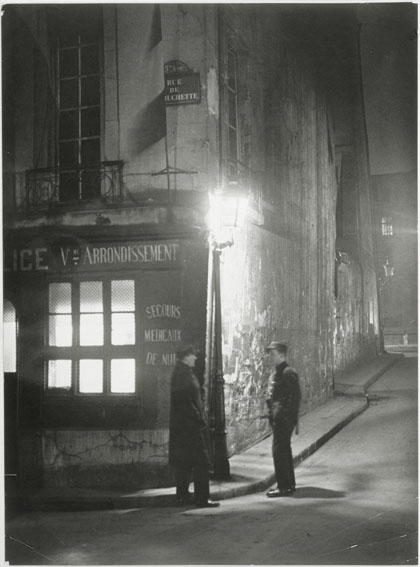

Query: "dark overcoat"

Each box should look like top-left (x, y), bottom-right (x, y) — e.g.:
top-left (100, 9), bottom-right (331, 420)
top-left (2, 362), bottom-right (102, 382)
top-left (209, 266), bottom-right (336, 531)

top-left (168, 361), bottom-right (211, 468)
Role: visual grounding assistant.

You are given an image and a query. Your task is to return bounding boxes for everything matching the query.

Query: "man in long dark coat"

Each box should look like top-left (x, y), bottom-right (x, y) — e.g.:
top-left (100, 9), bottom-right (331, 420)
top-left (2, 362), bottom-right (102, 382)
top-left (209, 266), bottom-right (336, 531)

top-left (169, 345), bottom-right (220, 508)
top-left (265, 341), bottom-right (301, 497)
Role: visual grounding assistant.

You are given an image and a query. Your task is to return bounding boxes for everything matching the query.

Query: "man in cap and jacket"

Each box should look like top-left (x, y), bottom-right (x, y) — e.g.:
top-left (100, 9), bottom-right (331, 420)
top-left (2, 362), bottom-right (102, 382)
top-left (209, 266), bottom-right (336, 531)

top-left (168, 345), bottom-right (220, 508)
top-left (265, 341), bottom-right (301, 497)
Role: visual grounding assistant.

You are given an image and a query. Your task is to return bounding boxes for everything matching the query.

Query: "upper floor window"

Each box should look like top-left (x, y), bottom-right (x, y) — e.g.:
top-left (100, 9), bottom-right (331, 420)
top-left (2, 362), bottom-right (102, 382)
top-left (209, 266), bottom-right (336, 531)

top-left (381, 216), bottom-right (393, 236)
top-left (220, 36), bottom-right (240, 182)
top-left (47, 279), bottom-right (136, 395)
top-left (54, 7), bottom-right (103, 201)
top-left (226, 43), bottom-right (239, 180)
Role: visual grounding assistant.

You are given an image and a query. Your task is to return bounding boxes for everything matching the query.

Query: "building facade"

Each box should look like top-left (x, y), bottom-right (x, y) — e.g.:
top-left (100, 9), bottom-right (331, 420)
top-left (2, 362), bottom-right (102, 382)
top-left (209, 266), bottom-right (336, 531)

top-left (3, 4), bottom-right (380, 490)
top-left (372, 170), bottom-right (418, 347)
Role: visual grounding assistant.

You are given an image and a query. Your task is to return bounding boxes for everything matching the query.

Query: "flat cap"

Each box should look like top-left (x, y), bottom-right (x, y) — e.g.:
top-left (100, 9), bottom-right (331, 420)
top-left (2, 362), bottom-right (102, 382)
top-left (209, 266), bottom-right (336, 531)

top-left (265, 341), bottom-right (288, 354)
top-left (176, 344), bottom-right (197, 360)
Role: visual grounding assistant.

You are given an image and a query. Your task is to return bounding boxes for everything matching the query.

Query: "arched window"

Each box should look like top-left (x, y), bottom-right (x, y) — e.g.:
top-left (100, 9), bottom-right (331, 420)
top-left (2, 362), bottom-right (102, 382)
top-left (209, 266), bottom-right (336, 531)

top-left (3, 300), bottom-right (17, 373)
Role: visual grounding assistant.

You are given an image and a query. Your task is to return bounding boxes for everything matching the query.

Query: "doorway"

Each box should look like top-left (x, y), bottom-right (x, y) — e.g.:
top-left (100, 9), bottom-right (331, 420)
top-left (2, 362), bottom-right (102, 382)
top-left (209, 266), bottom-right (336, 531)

top-left (4, 299), bottom-right (18, 479)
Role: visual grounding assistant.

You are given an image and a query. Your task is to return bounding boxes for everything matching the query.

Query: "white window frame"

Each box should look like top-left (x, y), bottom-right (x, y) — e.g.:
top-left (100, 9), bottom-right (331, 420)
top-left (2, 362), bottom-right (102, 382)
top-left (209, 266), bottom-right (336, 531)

top-left (45, 278), bottom-right (137, 396)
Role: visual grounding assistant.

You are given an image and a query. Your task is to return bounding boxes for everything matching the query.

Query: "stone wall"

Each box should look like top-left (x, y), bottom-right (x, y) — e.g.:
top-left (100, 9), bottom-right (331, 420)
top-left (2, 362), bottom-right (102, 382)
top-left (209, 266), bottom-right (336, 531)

top-left (219, 7), bottom-right (379, 456)
top-left (19, 429), bottom-right (172, 489)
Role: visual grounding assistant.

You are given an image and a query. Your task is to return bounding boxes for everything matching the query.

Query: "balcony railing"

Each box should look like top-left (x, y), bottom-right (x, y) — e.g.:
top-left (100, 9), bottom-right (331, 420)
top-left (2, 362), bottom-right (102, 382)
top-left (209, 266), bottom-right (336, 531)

top-left (15, 161), bottom-right (124, 213)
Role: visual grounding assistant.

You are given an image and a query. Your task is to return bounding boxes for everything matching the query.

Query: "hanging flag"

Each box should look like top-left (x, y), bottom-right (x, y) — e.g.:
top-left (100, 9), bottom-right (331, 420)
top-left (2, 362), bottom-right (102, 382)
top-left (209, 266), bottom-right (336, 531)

top-left (130, 4), bottom-right (167, 157)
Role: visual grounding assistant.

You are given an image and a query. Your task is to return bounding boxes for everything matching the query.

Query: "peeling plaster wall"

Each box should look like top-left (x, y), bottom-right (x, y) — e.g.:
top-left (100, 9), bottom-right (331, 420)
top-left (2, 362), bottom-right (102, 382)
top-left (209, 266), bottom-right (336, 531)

top-left (333, 262), bottom-right (377, 374)
top-left (219, 8), bottom-right (379, 456)
top-left (19, 430), bottom-right (171, 489)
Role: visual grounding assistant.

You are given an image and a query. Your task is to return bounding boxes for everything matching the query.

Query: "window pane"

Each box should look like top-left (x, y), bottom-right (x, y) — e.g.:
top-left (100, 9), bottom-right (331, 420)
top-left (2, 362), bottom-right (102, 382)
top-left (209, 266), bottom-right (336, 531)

top-left (60, 78), bottom-right (79, 109)
top-left (59, 28), bottom-right (79, 48)
top-left (59, 141), bottom-right (79, 167)
top-left (79, 359), bottom-right (103, 393)
top-left (80, 314), bottom-right (104, 345)
top-left (111, 359), bottom-right (135, 393)
top-left (112, 313), bottom-right (135, 345)
top-left (80, 281), bottom-right (103, 312)
top-left (81, 138), bottom-right (100, 164)
top-left (48, 360), bottom-right (72, 389)
top-left (49, 283), bottom-right (72, 313)
top-left (81, 45), bottom-right (99, 75)
top-left (81, 107), bottom-right (100, 137)
top-left (59, 110), bottom-right (79, 140)
top-left (49, 315), bottom-right (72, 346)
top-left (111, 280), bottom-right (135, 312)
top-left (81, 76), bottom-right (100, 106)
top-left (59, 49), bottom-right (78, 78)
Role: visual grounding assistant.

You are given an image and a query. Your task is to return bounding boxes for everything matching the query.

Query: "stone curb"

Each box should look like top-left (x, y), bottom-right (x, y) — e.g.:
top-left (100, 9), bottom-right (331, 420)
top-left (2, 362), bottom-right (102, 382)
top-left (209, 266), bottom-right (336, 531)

top-left (19, 400), bottom-right (368, 511)
top-left (361, 353), bottom-right (403, 392)
top-left (17, 354), bottom-right (399, 512)
top-left (334, 353), bottom-right (403, 396)
top-left (212, 398), bottom-right (370, 503)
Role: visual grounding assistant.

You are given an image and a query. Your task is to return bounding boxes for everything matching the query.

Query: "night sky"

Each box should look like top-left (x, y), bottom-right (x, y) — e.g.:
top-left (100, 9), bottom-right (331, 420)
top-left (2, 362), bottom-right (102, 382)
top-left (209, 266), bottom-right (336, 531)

top-left (359, 3), bottom-right (417, 176)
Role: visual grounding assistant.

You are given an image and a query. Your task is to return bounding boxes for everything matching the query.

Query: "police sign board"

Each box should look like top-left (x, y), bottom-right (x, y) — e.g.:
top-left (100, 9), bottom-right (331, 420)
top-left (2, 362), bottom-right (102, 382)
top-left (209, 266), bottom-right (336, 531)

top-left (4, 239), bottom-right (181, 273)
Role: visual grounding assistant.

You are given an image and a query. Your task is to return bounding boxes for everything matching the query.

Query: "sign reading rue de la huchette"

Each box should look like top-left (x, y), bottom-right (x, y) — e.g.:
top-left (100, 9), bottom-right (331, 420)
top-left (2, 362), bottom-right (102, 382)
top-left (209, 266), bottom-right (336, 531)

top-left (164, 60), bottom-right (201, 105)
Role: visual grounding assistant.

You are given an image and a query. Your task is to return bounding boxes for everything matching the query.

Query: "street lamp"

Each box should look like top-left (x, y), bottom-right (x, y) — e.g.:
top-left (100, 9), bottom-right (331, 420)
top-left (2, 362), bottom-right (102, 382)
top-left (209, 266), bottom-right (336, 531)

top-left (206, 186), bottom-right (248, 480)
top-left (379, 258), bottom-right (395, 292)
top-left (383, 258), bottom-right (395, 279)
top-left (207, 189), bottom-right (248, 249)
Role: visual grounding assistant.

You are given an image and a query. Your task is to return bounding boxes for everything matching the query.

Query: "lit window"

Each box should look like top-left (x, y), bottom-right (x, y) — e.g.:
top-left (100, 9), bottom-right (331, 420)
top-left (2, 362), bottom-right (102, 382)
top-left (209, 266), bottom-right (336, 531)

top-left (49, 283), bottom-right (72, 346)
top-left (80, 281), bottom-right (104, 345)
top-left (111, 359), bottom-right (135, 393)
top-left (381, 216), bottom-right (393, 236)
top-left (79, 359), bottom-right (103, 393)
top-left (111, 280), bottom-right (135, 345)
top-left (48, 360), bottom-right (72, 389)
top-left (46, 279), bottom-right (137, 395)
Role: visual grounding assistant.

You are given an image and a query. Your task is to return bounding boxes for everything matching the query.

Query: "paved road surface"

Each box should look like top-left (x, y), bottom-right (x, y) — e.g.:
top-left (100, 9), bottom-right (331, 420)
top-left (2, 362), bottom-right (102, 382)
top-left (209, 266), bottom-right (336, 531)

top-left (5, 357), bottom-right (418, 565)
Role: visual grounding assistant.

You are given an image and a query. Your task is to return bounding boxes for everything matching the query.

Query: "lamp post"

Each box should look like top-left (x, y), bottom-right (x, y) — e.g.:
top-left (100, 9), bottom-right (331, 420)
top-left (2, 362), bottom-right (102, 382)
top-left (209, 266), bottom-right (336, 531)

top-left (377, 258), bottom-right (395, 352)
top-left (206, 187), bottom-right (248, 480)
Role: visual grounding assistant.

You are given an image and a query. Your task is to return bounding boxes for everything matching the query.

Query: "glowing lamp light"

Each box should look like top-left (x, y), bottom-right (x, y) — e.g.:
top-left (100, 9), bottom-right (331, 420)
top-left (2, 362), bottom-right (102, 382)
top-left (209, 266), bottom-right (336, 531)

top-left (207, 189), bottom-right (248, 248)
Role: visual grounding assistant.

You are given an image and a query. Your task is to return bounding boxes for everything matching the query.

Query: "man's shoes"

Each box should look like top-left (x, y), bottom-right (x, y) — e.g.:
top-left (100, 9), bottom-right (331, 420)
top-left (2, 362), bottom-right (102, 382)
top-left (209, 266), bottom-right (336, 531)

top-left (176, 493), bottom-right (195, 505)
top-left (195, 499), bottom-right (220, 508)
top-left (266, 487), bottom-right (295, 498)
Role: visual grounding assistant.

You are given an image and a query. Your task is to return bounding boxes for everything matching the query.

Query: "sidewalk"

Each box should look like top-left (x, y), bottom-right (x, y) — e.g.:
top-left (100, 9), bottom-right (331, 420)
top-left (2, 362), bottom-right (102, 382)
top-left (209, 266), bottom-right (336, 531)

top-left (18, 353), bottom-right (401, 511)
top-left (385, 345), bottom-right (418, 356)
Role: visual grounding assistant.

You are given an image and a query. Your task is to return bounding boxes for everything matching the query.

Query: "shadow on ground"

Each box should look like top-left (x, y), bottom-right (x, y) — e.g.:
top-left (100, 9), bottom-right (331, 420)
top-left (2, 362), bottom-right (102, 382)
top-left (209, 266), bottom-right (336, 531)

top-left (292, 487), bottom-right (346, 499)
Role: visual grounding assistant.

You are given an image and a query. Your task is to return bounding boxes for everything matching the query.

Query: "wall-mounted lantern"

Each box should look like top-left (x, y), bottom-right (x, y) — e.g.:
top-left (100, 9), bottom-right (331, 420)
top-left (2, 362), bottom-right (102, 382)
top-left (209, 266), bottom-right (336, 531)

top-left (383, 258), bottom-right (395, 279)
top-left (207, 185), bottom-right (248, 249)
top-left (379, 258), bottom-right (395, 292)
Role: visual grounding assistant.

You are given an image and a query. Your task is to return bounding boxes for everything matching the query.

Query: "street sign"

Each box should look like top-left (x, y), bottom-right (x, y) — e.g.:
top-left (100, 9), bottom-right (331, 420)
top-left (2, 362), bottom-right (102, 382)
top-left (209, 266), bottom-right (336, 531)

top-left (164, 60), bottom-right (201, 106)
